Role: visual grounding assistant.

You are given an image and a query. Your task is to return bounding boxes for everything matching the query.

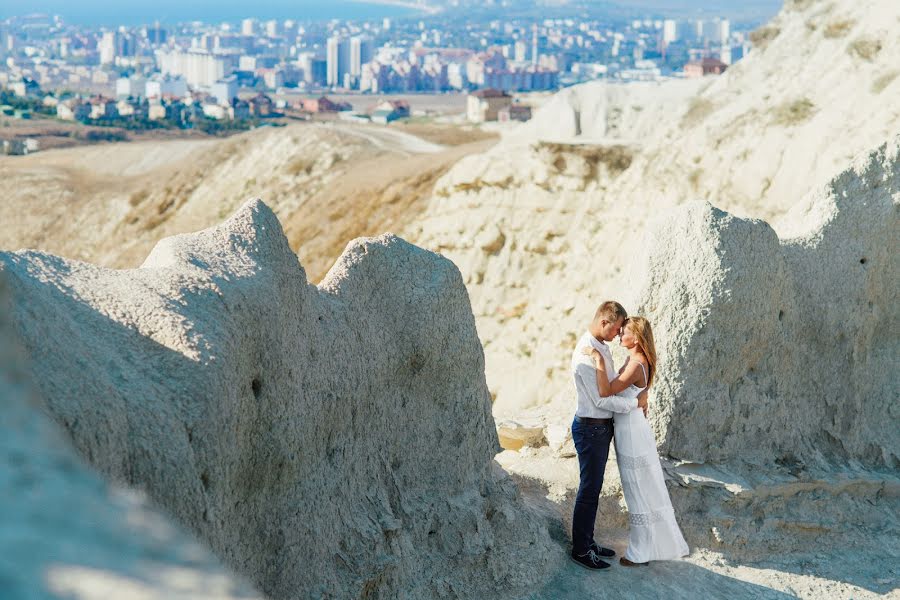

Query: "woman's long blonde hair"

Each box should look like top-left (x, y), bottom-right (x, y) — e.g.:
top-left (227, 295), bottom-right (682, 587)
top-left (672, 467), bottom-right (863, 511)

top-left (626, 317), bottom-right (657, 389)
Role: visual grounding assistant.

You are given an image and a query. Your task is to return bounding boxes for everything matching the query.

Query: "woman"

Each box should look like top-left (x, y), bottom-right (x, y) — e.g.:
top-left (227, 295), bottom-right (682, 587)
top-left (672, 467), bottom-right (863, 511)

top-left (584, 316), bottom-right (689, 566)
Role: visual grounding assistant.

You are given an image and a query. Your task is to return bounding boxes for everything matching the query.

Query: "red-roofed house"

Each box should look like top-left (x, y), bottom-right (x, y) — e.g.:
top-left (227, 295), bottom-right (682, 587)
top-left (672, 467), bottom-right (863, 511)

top-left (684, 57), bottom-right (728, 78)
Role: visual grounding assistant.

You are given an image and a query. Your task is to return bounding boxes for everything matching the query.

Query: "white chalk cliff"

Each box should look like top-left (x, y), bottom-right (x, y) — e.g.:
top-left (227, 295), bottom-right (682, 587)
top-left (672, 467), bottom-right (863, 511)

top-left (0, 201), bottom-right (557, 599)
top-left (629, 139), bottom-right (899, 570)
top-left (0, 273), bottom-right (263, 600)
top-left (631, 140), bottom-right (899, 467)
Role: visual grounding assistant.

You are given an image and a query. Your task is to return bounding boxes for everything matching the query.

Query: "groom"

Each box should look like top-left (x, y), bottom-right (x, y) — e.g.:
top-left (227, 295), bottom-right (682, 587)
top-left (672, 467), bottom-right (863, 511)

top-left (570, 301), bottom-right (648, 570)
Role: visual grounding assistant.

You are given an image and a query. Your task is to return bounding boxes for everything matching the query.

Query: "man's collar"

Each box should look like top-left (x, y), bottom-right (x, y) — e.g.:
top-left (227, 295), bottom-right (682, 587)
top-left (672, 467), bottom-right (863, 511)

top-left (587, 331), bottom-right (607, 351)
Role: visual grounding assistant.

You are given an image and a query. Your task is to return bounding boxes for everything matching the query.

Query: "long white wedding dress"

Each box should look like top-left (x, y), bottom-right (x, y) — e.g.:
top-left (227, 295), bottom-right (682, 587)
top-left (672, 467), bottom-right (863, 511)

top-left (614, 362), bottom-right (690, 563)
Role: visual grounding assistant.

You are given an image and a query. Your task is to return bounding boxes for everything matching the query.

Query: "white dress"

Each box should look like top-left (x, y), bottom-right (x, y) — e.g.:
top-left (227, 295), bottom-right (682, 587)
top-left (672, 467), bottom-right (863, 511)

top-left (614, 362), bottom-right (690, 563)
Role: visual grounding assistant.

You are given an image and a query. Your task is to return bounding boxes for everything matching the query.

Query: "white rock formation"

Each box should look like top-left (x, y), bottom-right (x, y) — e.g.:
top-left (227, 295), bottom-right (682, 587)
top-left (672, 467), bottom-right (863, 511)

top-left (436, 79), bottom-right (701, 197)
top-left (0, 200), bottom-right (557, 599)
top-left (0, 273), bottom-right (263, 600)
top-left (507, 78), bottom-right (703, 145)
top-left (630, 138), bottom-right (899, 467)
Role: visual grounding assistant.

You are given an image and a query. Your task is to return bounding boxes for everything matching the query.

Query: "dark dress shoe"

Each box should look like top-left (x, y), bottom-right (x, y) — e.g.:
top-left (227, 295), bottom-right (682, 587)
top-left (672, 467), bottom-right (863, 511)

top-left (619, 556), bottom-right (650, 567)
top-left (590, 541), bottom-right (616, 558)
top-left (570, 548), bottom-right (612, 571)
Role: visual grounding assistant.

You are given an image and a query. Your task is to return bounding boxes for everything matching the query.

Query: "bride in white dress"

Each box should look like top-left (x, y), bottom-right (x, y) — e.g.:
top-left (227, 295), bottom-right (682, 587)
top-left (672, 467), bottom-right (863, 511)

top-left (585, 316), bottom-right (690, 566)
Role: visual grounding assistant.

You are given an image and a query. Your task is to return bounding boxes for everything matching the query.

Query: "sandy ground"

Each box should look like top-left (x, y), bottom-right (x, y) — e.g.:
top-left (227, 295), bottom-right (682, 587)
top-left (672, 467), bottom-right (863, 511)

top-left (499, 448), bottom-right (899, 600)
top-left (321, 122), bottom-right (446, 154)
top-left (22, 137), bottom-right (218, 176)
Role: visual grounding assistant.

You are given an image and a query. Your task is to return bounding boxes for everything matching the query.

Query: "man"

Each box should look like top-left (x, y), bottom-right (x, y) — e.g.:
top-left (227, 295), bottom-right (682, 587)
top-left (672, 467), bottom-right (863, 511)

top-left (570, 301), bottom-right (648, 570)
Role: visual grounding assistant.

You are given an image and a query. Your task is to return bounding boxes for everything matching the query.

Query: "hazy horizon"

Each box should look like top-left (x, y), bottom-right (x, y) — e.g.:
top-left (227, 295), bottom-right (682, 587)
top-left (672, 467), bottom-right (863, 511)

top-left (4, 0), bottom-right (785, 27)
top-left (0, 0), bottom-right (420, 26)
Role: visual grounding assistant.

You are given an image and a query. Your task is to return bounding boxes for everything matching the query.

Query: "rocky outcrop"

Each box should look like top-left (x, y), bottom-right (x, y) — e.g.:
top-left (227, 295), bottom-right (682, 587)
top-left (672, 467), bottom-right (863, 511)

top-left (506, 78), bottom-right (702, 144)
top-left (605, 137), bottom-right (900, 580)
top-left (0, 200), bottom-right (557, 599)
top-left (433, 80), bottom-right (699, 198)
top-left (0, 272), bottom-right (262, 600)
top-left (630, 138), bottom-right (899, 468)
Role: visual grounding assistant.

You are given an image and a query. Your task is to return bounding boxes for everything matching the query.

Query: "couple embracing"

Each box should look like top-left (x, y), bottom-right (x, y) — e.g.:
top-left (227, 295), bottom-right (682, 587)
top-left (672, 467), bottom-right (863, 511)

top-left (569, 301), bottom-right (689, 570)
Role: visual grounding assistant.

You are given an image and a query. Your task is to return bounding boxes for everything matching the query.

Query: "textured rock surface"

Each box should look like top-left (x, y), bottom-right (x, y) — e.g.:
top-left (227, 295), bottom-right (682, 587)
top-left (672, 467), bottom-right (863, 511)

top-left (0, 273), bottom-right (262, 600)
top-left (507, 78), bottom-right (703, 145)
top-left (617, 140), bottom-right (900, 590)
top-left (0, 199), bottom-right (557, 599)
top-left (630, 139), bottom-right (899, 467)
top-left (434, 80), bottom-right (700, 197)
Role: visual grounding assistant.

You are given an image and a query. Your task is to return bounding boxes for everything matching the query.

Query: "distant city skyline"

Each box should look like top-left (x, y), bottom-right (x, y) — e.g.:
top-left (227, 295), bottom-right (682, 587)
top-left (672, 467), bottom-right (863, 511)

top-left (1, 0), bottom-right (774, 139)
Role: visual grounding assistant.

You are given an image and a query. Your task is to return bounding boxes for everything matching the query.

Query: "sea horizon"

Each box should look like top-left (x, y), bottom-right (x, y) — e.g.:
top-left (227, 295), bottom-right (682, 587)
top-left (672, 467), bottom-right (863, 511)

top-left (2, 0), bottom-right (423, 27)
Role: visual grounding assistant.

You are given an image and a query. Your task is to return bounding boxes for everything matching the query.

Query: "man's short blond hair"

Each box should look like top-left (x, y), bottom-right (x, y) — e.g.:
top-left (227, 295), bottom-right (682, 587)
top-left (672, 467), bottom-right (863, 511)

top-left (593, 301), bottom-right (627, 324)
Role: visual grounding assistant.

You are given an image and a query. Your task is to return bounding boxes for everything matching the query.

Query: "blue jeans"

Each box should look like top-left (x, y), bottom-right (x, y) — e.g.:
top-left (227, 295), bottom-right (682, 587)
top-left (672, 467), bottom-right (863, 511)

top-left (571, 417), bottom-right (614, 554)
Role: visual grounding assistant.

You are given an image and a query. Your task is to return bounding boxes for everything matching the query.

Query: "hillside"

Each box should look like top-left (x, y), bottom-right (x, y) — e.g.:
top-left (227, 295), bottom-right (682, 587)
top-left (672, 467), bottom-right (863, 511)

top-left (0, 122), bottom-right (494, 282)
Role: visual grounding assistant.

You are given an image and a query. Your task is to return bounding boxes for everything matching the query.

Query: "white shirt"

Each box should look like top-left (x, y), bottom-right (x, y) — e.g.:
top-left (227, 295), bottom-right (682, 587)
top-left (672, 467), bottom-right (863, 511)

top-left (572, 331), bottom-right (639, 418)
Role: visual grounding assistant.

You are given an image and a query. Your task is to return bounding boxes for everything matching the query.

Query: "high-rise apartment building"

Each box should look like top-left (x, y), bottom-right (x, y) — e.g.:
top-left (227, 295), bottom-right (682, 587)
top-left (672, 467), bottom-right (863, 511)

top-left (156, 49), bottom-right (234, 88)
top-left (99, 31), bottom-right (117, 65)
top-left (350, 36), bottom-right (374, 77)
top-left (514, 40), bottom-right (527, 62)
top-left (326, 36), bottom-right (351, 86)
top-left (662, 19), bottom-right (678, 43)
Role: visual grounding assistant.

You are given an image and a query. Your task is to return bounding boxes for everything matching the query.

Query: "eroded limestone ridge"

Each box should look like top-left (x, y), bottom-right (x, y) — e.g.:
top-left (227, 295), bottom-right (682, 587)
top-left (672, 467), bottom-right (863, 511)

top-left (0, 201), bottom-right (556, 599)
top-left (0, 273), bottom-right (262, 600)
top-left (630, 137), bottom-right (900, 469)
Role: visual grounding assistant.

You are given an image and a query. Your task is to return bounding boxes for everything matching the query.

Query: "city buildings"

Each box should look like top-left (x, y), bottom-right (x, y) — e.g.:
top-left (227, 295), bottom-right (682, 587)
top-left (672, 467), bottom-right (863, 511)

top-left (296, 96), bottom-right (352, 113)
top-left (210, 75), bottom-right (239, 105)
top-left (156, 49), bottom-right (235, 89)
top-left (145, 74), bottom-right (188, 99)
top-left (467, 88), bottom-right (512, 122)
top-left (350, 36), bottom-right (374, 79)
top-left (0, 9), bottom-right (762, 131)
top-left (498, 103), bottom-right (531, 122)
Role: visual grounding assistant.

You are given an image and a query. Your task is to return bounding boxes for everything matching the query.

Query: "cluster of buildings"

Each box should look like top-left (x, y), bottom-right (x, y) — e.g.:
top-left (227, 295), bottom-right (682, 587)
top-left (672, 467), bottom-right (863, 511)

top-left (5, 71), bottom-right (425, 132)
top-left (48, 89), bottom-right (277, 124)
top-left (0, 10), bottom-right (759, 109)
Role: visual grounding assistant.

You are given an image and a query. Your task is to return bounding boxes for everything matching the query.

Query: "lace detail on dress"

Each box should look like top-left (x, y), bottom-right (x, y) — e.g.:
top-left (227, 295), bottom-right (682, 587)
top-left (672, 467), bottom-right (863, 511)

top-left (628, 507), bottom-right (674, 528)
top-left (617, 453), bottom-right (654, 470)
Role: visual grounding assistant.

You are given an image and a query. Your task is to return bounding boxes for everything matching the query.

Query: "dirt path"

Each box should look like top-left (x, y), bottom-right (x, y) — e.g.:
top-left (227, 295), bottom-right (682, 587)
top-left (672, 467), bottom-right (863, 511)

top-left (320, 122), bottom-right (447, 155)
